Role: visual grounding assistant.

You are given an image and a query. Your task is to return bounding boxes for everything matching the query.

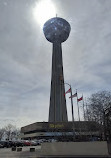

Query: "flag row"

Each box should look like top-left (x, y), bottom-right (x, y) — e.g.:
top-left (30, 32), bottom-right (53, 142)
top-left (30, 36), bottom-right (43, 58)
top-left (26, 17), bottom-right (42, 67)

top-left (65, 88), bottom-right (83, 102)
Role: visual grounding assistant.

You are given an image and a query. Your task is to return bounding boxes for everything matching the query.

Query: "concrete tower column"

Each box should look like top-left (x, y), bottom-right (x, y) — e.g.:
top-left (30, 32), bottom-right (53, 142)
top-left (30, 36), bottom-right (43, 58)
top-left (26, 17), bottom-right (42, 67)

top-left (49, 42), bottom-right (67, 122)
top-left (43, 17), bottom-right (71, 122)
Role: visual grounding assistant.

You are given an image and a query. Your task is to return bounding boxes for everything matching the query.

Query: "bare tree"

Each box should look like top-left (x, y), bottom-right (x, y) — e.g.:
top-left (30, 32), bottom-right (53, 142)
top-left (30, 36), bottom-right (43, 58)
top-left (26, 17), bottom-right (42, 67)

top-left (85, 91), bottom-right (111, 124)
top-left (0, 128), bottom-right (5, 140)
top-left (4, 124), bottom-right (20, 140)
top-left (11, 129), bottom-right (20, 140)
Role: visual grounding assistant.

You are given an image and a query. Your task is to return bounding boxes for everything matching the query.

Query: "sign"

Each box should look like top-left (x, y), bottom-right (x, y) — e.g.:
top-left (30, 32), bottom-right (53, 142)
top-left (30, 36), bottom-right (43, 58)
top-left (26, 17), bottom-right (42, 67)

top-left (49, 124), bottom-right (64, 129)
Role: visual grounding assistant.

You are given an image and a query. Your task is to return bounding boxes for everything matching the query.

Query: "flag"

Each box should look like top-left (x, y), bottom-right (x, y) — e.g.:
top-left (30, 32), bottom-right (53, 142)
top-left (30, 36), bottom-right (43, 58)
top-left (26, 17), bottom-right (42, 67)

top-left (77, 96), bottom-right (83, 102)
top-left (69, 92), bottom-right (77, 98)
top-left (65, 88), bottom-right (71, 94)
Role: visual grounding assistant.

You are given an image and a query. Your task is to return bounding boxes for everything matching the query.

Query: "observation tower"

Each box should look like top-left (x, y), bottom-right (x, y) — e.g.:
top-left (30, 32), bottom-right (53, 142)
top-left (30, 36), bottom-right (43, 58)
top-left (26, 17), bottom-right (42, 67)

top-left (43, 17), bottom-right (71, 122)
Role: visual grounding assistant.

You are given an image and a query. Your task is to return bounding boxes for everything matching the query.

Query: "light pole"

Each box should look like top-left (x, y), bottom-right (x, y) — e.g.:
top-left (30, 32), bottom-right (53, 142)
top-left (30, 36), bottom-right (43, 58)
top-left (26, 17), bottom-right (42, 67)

top-left (65, 82), bottom-right (75, 141)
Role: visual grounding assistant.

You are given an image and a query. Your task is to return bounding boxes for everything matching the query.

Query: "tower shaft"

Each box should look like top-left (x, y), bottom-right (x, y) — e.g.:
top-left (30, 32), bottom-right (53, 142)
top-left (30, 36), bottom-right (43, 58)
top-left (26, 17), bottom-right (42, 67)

top-left (49, 42), bottom-right (68, 122)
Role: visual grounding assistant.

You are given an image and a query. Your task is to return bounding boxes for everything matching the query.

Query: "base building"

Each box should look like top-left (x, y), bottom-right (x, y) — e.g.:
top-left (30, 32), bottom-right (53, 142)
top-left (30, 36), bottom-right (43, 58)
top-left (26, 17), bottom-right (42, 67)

top-left (21, 121), bottom-right (102, 141)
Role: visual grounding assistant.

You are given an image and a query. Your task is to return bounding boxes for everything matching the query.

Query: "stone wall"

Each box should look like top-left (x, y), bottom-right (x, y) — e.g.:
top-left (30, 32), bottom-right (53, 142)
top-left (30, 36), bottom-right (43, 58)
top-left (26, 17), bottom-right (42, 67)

top-left (41, 141), bottom-right (108, 156)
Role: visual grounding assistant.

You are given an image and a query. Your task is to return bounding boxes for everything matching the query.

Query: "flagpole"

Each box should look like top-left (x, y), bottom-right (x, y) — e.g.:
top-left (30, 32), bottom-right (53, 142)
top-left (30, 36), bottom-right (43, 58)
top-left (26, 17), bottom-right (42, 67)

top-left (65, 83), bottom-right (75, 140)
top-left (76, 89), bottom-right (80, 121)
top-left (82, 95), bottom-right (85, 121)
top-left (70, 85), bottom-right (75, 141)
top-left (70, 86), bottom-right (75, 122)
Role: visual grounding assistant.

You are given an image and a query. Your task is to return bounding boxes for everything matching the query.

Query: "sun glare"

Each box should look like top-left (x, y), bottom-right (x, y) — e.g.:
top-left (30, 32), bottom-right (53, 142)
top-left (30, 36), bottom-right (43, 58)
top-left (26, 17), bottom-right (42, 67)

top-left (33, 0), bottom-right (56, 27)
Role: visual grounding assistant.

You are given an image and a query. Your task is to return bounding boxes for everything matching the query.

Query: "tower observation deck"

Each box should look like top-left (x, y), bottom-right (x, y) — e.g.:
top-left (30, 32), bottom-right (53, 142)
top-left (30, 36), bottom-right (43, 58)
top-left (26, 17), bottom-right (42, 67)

top-left (43, 17), bottom-right (71, 122)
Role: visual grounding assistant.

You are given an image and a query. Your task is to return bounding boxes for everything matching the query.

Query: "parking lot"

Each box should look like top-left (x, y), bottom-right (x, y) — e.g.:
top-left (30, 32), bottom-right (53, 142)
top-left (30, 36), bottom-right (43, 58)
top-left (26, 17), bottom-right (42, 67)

top-left (0, 139), bottom-right (57, 158)
top-left (0, 146), bottom-right (41, 158)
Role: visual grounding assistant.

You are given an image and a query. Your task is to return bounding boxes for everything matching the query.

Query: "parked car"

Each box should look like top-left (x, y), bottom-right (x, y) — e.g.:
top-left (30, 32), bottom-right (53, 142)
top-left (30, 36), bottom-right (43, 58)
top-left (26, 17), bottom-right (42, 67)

top-left (0, 140), bottom-right (24, 148)
top-left (38, 139), bottom-right (46, 144)
top-left (0, 143), bottom-right (4, 148)
top-left (30, 140), bottom-right (38, 146)
top-left (22, 140), bottom-right (31, 146)
top-left (9, 141), bottom-right (16, 147)
top-left (0, 141), bottom-right (10, 148)
top-left (14, 141), bottom-right (24, 147)
top-left (34, 140), bottom-right (41, 145)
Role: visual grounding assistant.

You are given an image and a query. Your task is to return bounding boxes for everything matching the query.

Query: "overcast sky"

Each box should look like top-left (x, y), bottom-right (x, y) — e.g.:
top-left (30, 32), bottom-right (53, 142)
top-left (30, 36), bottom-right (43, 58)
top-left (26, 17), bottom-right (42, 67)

top-left (0, 0), bottom-right (111, 128)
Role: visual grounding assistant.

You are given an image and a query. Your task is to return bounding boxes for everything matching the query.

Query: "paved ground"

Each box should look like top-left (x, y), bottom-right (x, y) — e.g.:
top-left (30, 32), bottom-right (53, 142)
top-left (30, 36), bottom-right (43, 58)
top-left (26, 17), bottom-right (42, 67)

top-left (0, 146), bottom-right (110, 158)
top-left (0, 146), bottom-right (41, 158)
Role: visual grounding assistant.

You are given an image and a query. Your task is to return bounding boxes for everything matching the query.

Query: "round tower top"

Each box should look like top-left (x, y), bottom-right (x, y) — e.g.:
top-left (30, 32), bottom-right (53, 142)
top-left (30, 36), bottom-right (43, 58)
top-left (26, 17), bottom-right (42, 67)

top-left (43, 17), bottom-right (71, 43)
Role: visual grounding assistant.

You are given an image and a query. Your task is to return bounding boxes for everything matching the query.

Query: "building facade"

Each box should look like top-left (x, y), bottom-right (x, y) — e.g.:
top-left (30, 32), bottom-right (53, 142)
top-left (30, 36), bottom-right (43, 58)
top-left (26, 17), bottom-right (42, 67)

top-left (21, 121), bottom-right (102, 141)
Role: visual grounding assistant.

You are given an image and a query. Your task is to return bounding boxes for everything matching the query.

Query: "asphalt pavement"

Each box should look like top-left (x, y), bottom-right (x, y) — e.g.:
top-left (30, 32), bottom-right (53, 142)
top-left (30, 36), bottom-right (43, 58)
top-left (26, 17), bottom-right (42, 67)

top-left (0, 146), bottom-right (41, 158)
top-left (0, 146), bottom-right (110, 158)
